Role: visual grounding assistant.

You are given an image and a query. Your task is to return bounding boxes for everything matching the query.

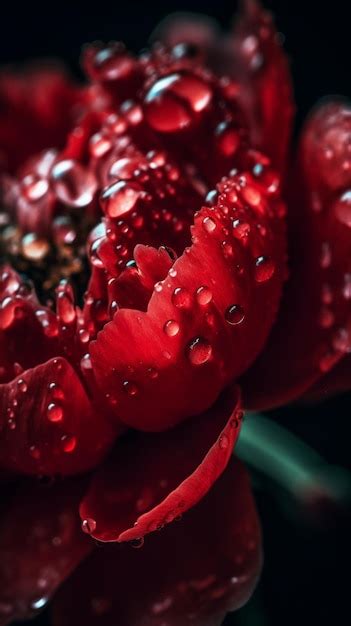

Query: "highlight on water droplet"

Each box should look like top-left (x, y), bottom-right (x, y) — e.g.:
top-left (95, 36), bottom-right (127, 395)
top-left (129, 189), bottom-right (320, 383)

top-left (196, 286), bottom-right (213, 305)
top-left (172, 287), bottom-right (191, 308)
top-left (47, 402), bottom-right (64, 423)
top-left (82, 517), bottom-right (97, 534)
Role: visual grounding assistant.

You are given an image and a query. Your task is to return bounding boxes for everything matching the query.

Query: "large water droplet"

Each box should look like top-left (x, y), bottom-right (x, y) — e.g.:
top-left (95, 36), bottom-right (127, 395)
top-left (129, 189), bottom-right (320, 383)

top-left (22, 234), bottom-right (49, 261)
top-left (47, 402), bottom-right (63, 423)
top-left (123, 380), bottom-right (139, 396)
top-left (187, 337), bottom-right (212, 365)
top-left (202, 216), bottom-right (216, 232)
top-left (51, 160), bottom-right (97, 208)
top-left (101, 180), bottom-right (142, 218)
top-left (61, 435), bottom-right (77, 453)
top-left (144, 73), bottom-right (212, 133)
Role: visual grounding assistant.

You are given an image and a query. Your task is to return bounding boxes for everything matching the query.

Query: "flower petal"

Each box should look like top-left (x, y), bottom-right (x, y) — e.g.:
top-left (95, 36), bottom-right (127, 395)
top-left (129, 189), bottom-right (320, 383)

top-left (91, 164), bottom-right (286, 430)
top-left (79, 385), bottom-right (242, 542)
top-left (0, 356), bottom-right (116, 475)
top-left (0, 65), bottom-right (83, 175)
top-left (155, 0), bottom-right (294, 172)
top-left (242, 101), bottom-right (351, 409)
top-left (232, 0), bottom-right (294, 170)
top-left (53, 458), bottom-right (261, 626)
top-left (0, 478), bottom-right (92, 624)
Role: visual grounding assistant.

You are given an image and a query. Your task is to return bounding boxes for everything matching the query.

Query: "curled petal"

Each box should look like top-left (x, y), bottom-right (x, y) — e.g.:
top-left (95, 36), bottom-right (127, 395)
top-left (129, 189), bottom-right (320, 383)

top-left (0, 478), bottom-right (92, 625)
top-left (0, 357), bottom-right (116, 475)
top-left (242, 101), bottom-right (351, 409)
top-left (79, 385), bottom-right (242, 542)
top-left (91, 166), bottom-right (286, 430)
top-left (53, 458), bottom-right (261, 626)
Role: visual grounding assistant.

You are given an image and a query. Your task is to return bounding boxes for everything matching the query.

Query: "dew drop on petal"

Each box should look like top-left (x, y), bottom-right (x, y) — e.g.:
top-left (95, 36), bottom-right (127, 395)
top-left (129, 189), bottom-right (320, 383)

top-left (196, 286), bottom-right (212, 305)
top-left (61, 435), bottom-right (77, 453)
top-left (131, 537), bottom-right (144, 549)
top-left (123, 380), bottom-right (139, 396)
top-left (218, 433), bottom-right (229, 449)
top-left (172, 287), bottom-right (191, 308)
top-left (202, 216), bottom-right (216, 232)
top-left (82, 518), bottom-right (97, 534)
top-left (163, 319), bottom-right (180, 336)
top-left (47, 402), bottom-right (63, 423)
top-left (17, 378), bottom-right (27, 393)
top-left (254, 256), bottom-right (275, 282)
top-left (187, 337), bottom-right (212, 365)
top-left (225, 304), bottom-right (245, 325)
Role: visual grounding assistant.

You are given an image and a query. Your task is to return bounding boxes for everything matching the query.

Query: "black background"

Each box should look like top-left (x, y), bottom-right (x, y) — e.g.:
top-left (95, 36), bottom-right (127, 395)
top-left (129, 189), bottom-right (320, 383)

top-left (1, 1), bottom-right (351, 625)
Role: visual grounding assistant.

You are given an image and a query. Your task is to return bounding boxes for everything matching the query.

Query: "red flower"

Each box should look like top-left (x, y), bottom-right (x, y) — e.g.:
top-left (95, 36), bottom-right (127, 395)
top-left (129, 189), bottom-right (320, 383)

top-left (0, 1), bottom-right (350, 624)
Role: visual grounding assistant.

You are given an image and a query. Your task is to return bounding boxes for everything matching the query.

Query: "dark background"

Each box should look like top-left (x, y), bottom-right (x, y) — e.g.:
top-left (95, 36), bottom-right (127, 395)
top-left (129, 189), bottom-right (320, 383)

top-left (1, 1), bottom-right (351, 625)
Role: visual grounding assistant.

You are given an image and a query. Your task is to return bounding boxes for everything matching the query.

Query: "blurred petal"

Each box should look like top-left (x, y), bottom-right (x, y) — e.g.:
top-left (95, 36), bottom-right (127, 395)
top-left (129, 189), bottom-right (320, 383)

top-left (80, 385), bottom-right (242, 542)
top-left (91, 167), bottom-right (286, 430)
top-left (0, 356), bottom-right (116, 475)
top-left (232, 0), bottom-right (294, 171)
top-left (242, 101), bottom-right (351, 409)
top-left (0, 478), bottom-right (92, 624)
top-left (53, 458), bottom-right (261, 626)
top-left (0, 65), bottom-right (83, 174)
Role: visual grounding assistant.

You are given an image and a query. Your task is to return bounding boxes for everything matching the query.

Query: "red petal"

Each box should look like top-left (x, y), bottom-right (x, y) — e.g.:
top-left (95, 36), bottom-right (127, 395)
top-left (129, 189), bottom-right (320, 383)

top-left (0, 66), bottom-right (84, 175)
top-left (232, 0), bottom-right (294, 171)
top-left (79, 385), bottom-right (242, 542)
top-left (0, 356), bottom-right (116, 475)
top-left (242, 101), bottom-right (351, 409)
top-left (155, 1), bottom-right (294, 173)
top-left (0, 478), bottom-right (92, 624)
top-left (303, 355), bottom-right (351, 402)
top-left (91, 165), bottom-right (286, 430)
top-left (53, 458), bottom-right (261, 626)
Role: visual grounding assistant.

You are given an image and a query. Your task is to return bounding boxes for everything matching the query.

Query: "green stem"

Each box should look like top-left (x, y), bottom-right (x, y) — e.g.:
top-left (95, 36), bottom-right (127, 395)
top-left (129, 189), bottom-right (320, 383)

top-left (236, 413), bottom-right (351, 505)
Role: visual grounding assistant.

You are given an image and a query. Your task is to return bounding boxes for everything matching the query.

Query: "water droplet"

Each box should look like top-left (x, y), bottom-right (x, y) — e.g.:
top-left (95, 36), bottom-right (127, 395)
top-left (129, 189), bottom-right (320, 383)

top-left (318, 306), bottom-right (334, 329)
top-left (131, 537), bottom-right (144, 549)
top-left (17, 378), bottom-right (27, 393)
top-left (79, 328), bottom-right (90, 343)
top-left (163, 319), bottom-right (180, 336)
top-left (225, 304), bottom-right (245, 325)
top-left (232, 219), bottom-right (251, 239)
top-left (187, 337), bottom-right (212, 365)
top-left (202, 216), bottom-right (216, 232)
top-left (144, 72), bottom-right (212, 132)
top-left (47, 402), bottom-right (63, 423)
top-left (196, 286), bottom-right (213, 305)
top-left (172, 287), bottom-right (191, 308)
top-left (30, 597), bottom-right (48, 611)
top-left (123, 380), bottom-right (139, 396)
top-left (22, 233), bottom-right (49, 261)
top-left (29, 445), bottom-right (40, 459)
top-left (218, 433), bottom-right (229, 449)
top-left (101, 181), bottom-right (142, 218)
top-left (147, 367), bottom-right (159, 379)
top-left (61, 435), bottom-right (77, 453)
top-left (81, 354), bottom-right (93, 371)
top-left (332, 327), bottom-right (351, 353)
top-left (333, 190), bottom-right (351, 227)
top-left (51, 160), bottom-right (97, 208)
top-left (82, 518), bottom-right (97, 534)
top-left (255, 256), bottom-right (275, 282)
